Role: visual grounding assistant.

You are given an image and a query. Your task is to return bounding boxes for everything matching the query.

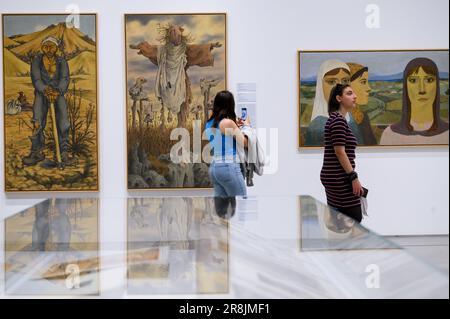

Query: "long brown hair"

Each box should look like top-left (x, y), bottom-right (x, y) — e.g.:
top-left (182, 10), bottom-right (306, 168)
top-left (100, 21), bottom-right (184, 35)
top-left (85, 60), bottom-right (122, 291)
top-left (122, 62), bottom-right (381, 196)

top-left (391, 57), bottom-right (448, 136)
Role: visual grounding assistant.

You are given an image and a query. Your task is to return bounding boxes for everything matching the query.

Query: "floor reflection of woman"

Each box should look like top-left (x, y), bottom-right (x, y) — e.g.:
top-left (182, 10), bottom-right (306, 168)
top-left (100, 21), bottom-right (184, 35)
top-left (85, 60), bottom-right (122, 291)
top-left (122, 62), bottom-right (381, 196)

top-left (380, 57), bottom-right (449, 145)
top-left (318, 205), bottom-right (356, 240)
top-left (213, 196), bottom-right (236, 219)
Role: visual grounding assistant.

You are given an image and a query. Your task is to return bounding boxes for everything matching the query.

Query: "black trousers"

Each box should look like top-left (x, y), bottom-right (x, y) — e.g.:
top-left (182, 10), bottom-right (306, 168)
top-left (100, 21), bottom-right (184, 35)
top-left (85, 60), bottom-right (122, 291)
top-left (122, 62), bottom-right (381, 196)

top-left (334, 205), bottom-right (362, 223)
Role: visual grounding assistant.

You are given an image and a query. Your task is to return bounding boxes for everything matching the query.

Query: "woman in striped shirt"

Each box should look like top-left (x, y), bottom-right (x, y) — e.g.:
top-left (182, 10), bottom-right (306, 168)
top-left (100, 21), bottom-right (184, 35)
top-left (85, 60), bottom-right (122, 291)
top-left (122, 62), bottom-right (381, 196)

top-left (320, 84), bottom-right (365, 222)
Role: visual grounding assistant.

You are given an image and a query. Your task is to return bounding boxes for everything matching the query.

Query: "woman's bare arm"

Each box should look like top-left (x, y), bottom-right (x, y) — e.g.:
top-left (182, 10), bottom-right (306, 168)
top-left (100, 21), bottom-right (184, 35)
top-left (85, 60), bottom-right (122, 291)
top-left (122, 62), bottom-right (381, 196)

top-left (334, 146), bottom-right (363, 196)
top-left (219, 119), bottom-right (248, 148)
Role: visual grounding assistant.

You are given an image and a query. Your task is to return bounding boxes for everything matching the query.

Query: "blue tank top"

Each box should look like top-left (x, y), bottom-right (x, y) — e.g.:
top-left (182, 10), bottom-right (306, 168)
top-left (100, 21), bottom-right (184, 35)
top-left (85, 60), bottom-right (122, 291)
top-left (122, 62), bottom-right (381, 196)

top-left (205, 119), bottom-right (237, 160)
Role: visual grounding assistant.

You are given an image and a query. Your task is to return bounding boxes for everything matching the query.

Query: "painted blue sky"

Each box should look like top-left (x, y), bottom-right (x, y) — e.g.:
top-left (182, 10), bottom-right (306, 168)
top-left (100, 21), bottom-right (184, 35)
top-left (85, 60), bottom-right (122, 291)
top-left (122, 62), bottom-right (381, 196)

top-left (3, 14), bottom-right (96, 39)
top-left (300, 51), bottom-right (449, 80)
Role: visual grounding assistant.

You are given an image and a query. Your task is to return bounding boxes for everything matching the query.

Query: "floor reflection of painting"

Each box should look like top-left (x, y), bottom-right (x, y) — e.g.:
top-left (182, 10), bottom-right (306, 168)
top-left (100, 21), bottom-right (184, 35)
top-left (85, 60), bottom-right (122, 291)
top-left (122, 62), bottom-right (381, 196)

top-left (4, 198), bottom-right (99, 295)
top-left (127, 197), bottom-right (229, 294)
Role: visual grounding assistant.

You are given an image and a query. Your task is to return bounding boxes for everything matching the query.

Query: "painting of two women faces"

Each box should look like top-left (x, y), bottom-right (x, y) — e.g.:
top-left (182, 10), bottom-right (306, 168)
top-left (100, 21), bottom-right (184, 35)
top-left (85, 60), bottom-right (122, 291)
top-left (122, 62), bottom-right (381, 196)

top-left (299, 50), bottom-right (449, 147)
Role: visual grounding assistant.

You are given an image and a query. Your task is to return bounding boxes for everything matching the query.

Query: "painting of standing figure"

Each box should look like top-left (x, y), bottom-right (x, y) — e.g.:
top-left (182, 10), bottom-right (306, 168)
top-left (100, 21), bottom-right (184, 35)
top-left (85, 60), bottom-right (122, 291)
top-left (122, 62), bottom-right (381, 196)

top-left (298, 50), bottom-right (449, 147)
top-left (2, 14), bottom-right (99, 191)
top-left (125, 13), bottom-right (227, 189)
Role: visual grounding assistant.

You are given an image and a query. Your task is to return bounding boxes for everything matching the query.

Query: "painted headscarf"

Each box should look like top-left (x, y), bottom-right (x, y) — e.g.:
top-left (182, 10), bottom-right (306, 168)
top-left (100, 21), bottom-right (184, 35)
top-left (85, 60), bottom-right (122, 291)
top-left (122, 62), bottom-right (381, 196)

top-left (310, 59), bottom-right (350, 122)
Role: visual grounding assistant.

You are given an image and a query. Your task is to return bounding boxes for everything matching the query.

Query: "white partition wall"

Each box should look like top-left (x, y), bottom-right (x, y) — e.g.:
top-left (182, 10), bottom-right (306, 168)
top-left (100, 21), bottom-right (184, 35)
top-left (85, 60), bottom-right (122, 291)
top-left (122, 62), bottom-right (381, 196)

top-left (1, 0), bottom-right (448, 235)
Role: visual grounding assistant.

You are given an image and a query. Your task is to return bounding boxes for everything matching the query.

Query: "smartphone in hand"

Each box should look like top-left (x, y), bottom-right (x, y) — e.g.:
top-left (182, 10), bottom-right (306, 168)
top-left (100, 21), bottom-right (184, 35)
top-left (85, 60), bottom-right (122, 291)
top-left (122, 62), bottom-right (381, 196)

top-left (241, 107), bottom-right (247, 121)
top-left (362, 187), bottom-right (369, 198)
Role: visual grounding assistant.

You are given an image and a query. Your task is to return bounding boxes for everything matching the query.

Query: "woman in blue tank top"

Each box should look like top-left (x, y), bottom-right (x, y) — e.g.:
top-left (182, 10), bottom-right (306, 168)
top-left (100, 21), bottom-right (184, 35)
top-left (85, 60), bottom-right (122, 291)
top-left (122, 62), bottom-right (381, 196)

top-left (205, 91), bottom-right (250, 204)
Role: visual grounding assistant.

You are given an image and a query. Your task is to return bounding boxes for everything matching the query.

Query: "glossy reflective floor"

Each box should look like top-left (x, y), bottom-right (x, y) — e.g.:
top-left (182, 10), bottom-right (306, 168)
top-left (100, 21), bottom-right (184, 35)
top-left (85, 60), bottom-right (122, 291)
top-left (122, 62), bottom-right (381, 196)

top-left (0, 196), bottom-right (448, 298)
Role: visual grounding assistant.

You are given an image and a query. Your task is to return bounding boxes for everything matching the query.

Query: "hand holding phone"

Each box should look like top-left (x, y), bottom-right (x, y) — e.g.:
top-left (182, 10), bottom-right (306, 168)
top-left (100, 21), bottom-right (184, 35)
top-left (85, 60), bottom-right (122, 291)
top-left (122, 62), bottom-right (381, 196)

top-left (241, 107), bottom-right (247, 120)
top-left (362, 187), bottom-right (369, 198)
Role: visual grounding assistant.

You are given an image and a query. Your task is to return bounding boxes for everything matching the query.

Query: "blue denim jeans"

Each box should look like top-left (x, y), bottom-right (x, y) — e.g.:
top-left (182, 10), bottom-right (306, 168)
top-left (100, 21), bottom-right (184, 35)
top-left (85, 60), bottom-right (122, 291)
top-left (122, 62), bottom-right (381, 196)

top-left (209, 162), bottom-right (247, 197)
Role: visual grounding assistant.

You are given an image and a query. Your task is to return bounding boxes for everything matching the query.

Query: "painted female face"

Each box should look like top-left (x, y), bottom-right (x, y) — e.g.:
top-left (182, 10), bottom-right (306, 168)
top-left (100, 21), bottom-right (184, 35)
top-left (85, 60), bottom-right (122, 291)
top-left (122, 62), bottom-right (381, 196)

top-left (322, 69), bottom-right (351, 102)
top-left (407, 66), bottom-right (437, 106)
top-left (351, 71), bottom-right (371, 105)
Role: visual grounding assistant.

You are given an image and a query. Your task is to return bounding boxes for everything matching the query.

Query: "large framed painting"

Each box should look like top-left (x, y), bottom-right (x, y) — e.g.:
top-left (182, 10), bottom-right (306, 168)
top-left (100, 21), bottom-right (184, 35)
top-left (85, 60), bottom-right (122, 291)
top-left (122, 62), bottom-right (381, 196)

top-left (4, 198), bottom-right (99, 295)
top-left (298, 50), bottom-right (449, 147)
top-left (125, 13), bottom-right (227, 189)
top-left (2, 14), bottom-right (98, 191)
top-left (127, 197), bottom-right (229, 294)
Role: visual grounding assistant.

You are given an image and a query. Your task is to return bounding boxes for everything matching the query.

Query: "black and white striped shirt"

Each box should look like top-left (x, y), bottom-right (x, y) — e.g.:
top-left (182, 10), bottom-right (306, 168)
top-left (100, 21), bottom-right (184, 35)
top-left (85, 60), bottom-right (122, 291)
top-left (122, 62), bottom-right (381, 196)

top-left (320, 112), bottom-right (360, 208)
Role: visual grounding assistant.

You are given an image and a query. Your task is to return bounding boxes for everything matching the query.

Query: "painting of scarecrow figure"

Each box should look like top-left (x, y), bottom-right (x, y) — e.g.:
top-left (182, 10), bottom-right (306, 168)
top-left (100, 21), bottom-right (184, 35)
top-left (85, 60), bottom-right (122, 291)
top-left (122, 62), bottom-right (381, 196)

top-left (2, 14), bottom-right (98, 191)
top-left (125, 14), bottom-right (227, 189)
top-left (298, 50), bottom-right (449, 147)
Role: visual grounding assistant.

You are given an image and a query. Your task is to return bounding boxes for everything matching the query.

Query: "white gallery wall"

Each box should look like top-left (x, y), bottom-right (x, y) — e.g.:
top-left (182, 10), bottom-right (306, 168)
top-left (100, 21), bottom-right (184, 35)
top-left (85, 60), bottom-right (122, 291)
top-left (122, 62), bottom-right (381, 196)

top-left (0, 0), bottom-right (448, 236)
